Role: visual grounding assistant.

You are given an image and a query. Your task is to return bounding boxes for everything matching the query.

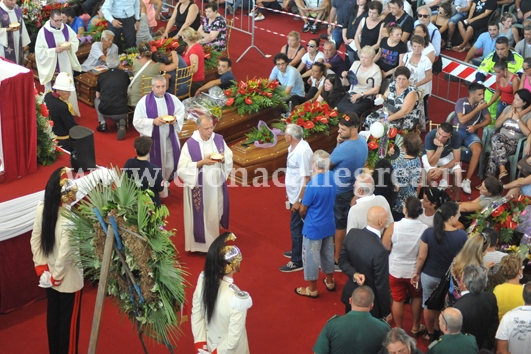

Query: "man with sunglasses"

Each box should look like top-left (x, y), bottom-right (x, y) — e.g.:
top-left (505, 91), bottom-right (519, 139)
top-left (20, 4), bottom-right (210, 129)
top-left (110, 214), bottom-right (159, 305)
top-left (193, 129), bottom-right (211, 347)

top-left (427, 307), bottom-right (478, 353)
top-left (414, 6), bottom-right (441, 57)
top-left (422, 122), bottom-right (464, 197)
top-left (35, 9), bottom-right (82, 116)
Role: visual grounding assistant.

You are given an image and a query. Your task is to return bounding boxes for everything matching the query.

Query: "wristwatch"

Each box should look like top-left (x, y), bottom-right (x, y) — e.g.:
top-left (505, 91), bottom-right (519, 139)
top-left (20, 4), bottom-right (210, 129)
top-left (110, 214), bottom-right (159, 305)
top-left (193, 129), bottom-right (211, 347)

top-left (518, 8), bottom-right (521, 12)
top-left (298, 198), bottom-right (302, 203)
top-left (360, 92), bottom-right (364, 97)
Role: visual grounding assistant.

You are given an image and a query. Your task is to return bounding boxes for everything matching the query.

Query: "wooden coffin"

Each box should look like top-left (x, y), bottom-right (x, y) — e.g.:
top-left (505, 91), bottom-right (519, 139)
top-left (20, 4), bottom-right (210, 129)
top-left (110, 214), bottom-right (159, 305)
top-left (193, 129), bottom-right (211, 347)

top-left (27, 42), bottom-right (92, 81)
top-left (204, 68), bottom-right (217, 83)
top-left (230, 126), bottom-right (339, 186)
top-left (178, 106), bottom-right (282, 146)
top-left (75, 72), bottom-right (98, 107)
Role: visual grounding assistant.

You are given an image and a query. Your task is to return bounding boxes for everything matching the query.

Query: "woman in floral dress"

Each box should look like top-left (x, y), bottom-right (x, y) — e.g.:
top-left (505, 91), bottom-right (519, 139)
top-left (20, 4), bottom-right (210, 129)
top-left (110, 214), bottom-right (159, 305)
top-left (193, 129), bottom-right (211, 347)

top-left (198, 2), bottom-right (227, 52)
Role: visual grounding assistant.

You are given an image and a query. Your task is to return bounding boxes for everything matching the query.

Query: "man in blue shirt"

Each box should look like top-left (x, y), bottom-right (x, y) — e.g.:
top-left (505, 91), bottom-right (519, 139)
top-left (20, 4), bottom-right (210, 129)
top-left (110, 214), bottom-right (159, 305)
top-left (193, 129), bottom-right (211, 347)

top-left (330, 112), bottom-right (368, 268)
top-left (195, 57), bottom-right (236, 96)
top-left (464, 21), bottom-right (499, 66)
top-left (269, 53), bottom-right (305, 101)
top-left (61, 7), bottom-right (86, 35)
top-left (102, 0), bottom-right (140, 51)
top-left (294, 150), bottom-right (336, 298)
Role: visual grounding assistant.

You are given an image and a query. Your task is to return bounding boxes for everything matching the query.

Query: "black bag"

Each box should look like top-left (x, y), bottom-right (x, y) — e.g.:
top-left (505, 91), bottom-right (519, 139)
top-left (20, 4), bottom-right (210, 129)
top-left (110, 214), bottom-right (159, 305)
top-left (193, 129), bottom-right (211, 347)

top-left (433, 56), bottom-right (443, 75)
top-left (424, 265), bottom-right (451, 311)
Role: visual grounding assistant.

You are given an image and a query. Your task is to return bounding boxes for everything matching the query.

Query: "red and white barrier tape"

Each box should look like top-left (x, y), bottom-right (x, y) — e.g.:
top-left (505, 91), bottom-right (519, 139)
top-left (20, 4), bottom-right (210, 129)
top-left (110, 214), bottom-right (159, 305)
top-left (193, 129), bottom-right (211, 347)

top-left (441, 57), bottom-right (496, 89)
top-left (253, 5), bottom-right (343, 27)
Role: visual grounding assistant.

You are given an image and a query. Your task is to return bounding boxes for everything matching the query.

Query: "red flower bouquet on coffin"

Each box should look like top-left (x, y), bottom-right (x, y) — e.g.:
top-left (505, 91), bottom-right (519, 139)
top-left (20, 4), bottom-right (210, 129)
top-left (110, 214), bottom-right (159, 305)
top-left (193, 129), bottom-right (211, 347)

top-left (148, 37), bottom-right (181, 53)
top-left (224, 77), bottom-right (288, 116)
top-left (275, 101), bottom-right (339, 139)
top-left (468, 195), bottom-right (531, 245)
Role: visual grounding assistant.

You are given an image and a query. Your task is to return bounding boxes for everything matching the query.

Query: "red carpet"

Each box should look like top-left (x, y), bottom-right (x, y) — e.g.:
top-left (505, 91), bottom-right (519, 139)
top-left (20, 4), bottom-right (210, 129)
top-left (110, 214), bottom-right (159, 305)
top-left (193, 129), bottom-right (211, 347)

top-left (0, 12), bottom-right (483, 353)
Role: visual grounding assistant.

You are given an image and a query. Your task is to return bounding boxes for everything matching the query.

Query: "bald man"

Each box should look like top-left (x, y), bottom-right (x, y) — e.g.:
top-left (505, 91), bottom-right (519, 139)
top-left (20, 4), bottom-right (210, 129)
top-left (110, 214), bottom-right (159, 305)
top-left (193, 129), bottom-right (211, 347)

top-left (338, 206), bottom-right (391, 319)
top-left (427, 308), bottom-right (479, 353)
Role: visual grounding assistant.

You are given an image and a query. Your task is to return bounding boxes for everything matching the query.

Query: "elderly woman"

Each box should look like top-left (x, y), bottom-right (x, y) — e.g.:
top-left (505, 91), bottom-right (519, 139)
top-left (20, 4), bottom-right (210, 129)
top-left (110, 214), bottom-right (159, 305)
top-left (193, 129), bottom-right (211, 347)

top-left (128, 42), bottom-right (162, 107)
top-left (30, 167), bottom-right (83, 354)
top-left (81, 30), bottom-right (118, 72)
top-left (486, 89), bottom-right (531, 179)
top-left (487, 59), bottom-right (520, 119)
top-left (299, 38), bottom-right (325, 78)
top-left (401, 35), bottom-right (433, 121)
top-left (315, 74), bottom-right (346, 109)
top-left (391, 132), bottom-right (423, 220)
top-left (342, 0), bottom-right (368, 64)
top-left (493, 255), bottom-right (525, 320)
top-left (374, 24), bottom-right (408, 81)
top-left (162, 0), bottom-right (201, 39)
top-left (408, 24), bottom-right (435, 63)
top-left (382, 197), bottom-right (427, 333)
top-left (44, 73), bottom-right (78, 152)
top-left (352, 1), bottom-right (383, 63)
top-left (411, 202), bottom-right (467, 343)
top-left (380, 328), bottom-right (424, 354)
top-left (280, 31), bottom-right (306, 67)
top-left (182, 27), bottom-right (205, 96)
top-left (338, 46), bottom-right (382, 116)
top-left (453, 0), bottom-right (497, 52)
top-left (364, 66), bottom-right (421, 131)
top-left (198, 2), bottom-right (227, 52)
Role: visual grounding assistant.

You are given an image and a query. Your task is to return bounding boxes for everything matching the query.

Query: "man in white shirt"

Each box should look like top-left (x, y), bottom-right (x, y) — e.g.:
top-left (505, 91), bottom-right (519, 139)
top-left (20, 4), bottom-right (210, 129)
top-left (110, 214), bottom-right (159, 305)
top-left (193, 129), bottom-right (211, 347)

top-left (496, 282), bottom-right (531, 354)
top-left (346, 173), bottom-right (393, 232)
top-left (280, 124), bottom-right (312, 273)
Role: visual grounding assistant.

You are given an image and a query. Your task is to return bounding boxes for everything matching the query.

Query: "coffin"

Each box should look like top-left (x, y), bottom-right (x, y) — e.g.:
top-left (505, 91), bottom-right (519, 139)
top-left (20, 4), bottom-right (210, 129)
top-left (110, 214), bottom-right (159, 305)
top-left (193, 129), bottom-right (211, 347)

top-left (230, 126), bottom-right (339, 186)
top-left (204, 68), bottom-right (217, 83)
top-left (178, 106), bottom-right (282, 146)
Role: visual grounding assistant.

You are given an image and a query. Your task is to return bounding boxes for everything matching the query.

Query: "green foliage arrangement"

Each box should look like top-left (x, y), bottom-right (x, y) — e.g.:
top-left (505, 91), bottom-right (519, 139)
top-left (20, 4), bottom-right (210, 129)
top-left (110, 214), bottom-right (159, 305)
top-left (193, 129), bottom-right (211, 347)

top-left (35, 90), bottom-right (59, 166)
top-left (203, 45), bottom-right (222, 70)
top-left (244, 124), bottom-right (275, 144)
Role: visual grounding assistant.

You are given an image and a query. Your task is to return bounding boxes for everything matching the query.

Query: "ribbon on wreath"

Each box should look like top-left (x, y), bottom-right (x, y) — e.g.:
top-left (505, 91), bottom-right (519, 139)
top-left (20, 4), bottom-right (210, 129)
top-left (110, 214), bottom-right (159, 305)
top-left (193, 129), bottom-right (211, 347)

top-left (254, 120), bottom-right (284, 148)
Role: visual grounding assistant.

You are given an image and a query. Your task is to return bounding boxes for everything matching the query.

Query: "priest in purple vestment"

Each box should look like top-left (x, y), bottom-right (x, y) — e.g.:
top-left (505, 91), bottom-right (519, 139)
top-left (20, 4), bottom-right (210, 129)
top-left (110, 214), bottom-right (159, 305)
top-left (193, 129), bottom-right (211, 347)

top-left (0, 0), bottom-right (30, 65)
top-left (133, 74), bottom-right (185, 197)
top-left (177, 115), bottom-right (233, 253)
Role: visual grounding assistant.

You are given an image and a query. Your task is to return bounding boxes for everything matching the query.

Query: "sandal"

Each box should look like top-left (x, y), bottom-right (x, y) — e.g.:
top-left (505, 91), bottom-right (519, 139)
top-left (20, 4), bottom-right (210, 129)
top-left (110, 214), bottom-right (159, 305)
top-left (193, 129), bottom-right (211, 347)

top-left (411, 324), bottom-right (426, 335)
top-left (499, 170), bottom-right (508, 180)
top-left (294, 286), bottom-right (318, 298)
top-left (423, 332), bottom-right (436, 342)
top-left (323, 278), bottom-right (336, 292)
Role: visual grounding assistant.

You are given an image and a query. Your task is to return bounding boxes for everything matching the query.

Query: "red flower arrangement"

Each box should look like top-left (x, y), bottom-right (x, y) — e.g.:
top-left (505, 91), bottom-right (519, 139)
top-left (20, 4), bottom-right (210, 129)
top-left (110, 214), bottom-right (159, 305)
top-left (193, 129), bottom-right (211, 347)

top-left (276, 101), bottom-right (339, 139)
top-left (224, 77), bottom-right (287, 116)
top-left (365, 126), bottom-right (403, 168)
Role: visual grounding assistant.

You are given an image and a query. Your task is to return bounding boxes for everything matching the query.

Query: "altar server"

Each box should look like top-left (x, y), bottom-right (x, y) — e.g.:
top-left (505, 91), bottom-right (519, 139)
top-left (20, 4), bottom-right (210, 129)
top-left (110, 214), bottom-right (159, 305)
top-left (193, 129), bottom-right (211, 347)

top-left (0, 0), bottom-right (30, 65)
top-left (35, 9), bottom-right (82, 116)
top-left (178, 115), bottom-right (232, 253)
top-left (191, 232), bottom-right (252, 354)
top-left (133, 74), bottom-right (185, 196)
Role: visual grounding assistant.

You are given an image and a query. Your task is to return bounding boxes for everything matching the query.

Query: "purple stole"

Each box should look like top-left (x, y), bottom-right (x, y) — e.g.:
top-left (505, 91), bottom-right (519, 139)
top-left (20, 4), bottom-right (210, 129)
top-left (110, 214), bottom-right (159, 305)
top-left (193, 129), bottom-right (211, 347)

top-left (187, 134), bottom-right (230, 243)
top-left (43, 25), bottom-right (70, 72)
top-left (145, 92), bottom-right (181, 179)
top-left (0, 5), bottom-right (22, 63)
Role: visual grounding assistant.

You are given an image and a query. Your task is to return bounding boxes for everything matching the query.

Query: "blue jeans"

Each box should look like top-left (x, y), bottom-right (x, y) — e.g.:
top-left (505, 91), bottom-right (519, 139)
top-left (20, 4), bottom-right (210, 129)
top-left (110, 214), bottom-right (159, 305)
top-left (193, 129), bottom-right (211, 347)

top-left (302, 235), bottom-right (334, 281)
top-left (497, 101), bottom-right (509, 119)
top-left (449, 12), bottom-right (467, 25)
top-left (290, 204), bottom-right (304, 264)
top-left (331, 27), bottom-right (343, 50)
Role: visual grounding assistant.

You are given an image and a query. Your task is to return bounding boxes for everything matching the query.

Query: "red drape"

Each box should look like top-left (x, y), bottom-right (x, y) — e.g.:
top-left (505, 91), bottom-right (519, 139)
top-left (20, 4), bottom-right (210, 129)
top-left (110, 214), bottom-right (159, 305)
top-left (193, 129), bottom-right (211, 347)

top-left (0, 231), bottom-right (45, 313)
top-left (0, 57), bottom-right (37, 182)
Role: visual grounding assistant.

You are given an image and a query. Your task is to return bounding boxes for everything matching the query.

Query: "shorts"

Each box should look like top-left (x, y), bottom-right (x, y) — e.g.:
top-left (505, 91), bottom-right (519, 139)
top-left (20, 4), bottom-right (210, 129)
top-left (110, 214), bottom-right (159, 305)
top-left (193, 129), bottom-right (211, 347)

top-left (521, 184), bottom-right (531, 196)
top-left (449, 12), bottom-right (466, 25)
top-left (422, 153), bottom-right (462, 173)
top-left (302, 235), bottom-right (335, 281)
top-left (334, 191), bottom-right (353, 230)
top-left (457, 130), bottom-right (481, 149)
top-left (421, 272), bottom-right (441, 309)
top-left (389, 274), bottom-right (422, 302)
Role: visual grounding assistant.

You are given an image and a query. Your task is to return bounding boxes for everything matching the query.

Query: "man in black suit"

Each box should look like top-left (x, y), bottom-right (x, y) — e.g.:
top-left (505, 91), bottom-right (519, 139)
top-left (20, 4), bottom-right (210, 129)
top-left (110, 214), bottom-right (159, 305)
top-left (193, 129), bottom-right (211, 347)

top-left (453, 264), bottom-right (498, 350)
top-left (338, 206), bottom-right (391, 319)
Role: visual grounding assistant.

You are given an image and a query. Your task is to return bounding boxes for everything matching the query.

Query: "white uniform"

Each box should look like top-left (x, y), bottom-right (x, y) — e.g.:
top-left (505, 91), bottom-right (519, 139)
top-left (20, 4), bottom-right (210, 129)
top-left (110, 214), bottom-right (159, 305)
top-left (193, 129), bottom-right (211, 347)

top-left (191, 272), bottom-right (252, 354)
top-left (35, 20), bottom-right (82, 116)
top-left (177, 131), bottom-right (233, 253)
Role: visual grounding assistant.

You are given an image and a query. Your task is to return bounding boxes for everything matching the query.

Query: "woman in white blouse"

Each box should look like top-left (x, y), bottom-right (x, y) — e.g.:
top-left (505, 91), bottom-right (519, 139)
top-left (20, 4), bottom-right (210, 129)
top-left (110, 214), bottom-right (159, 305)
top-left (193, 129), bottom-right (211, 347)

top-left (338, 45), bottom-right (382, 116)
top-left (298, 38), bottom-right (325, 79)
top-left (400, 35), bottom-right (433, 122)
top-left (382, 197), bottom-right (428, 333)
top-left (408, 24), bottom-right (435, 63)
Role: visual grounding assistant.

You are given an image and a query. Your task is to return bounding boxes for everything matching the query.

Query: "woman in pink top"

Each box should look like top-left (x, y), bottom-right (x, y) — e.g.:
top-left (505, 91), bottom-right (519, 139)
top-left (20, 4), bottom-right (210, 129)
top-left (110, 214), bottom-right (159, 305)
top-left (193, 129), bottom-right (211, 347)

top-left (519, 58), bottom-right (531, 94)
top-left (487, 59), bottom-right (520, 118)
top-left (142, 0), bottom-right (162, 29)
top-left (182, 27), bottom-right (205, 96)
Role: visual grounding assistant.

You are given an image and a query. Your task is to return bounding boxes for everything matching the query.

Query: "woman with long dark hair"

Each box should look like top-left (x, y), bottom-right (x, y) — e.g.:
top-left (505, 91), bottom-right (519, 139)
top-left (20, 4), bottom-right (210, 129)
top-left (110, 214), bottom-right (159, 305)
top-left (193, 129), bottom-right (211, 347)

top-left (315, 74), bottom-right (346, 109)
top-left (191, 232), bottom-right (252, 353)
top-left (411, 202), bottom-right (467, 342)
top-left (30, 167), bottom-right (83, 354)
top-left (372, 158), bottom-right (398, 210)
top-left (417, 187), bottom-right (451, 227)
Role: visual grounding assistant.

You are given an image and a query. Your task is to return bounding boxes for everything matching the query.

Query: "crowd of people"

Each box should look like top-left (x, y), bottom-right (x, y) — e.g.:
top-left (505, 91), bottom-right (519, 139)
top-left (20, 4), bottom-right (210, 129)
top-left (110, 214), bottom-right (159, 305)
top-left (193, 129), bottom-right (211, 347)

top-left (4, 0), bottom-right (531, 353)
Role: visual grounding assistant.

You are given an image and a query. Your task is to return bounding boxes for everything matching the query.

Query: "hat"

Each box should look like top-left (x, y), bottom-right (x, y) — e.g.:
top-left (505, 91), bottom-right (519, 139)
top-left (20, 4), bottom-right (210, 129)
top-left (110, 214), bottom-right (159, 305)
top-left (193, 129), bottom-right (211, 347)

top-left (346, 70), bottom-right (358, 86)
top-left (53, 72), bottom-right (75, 92)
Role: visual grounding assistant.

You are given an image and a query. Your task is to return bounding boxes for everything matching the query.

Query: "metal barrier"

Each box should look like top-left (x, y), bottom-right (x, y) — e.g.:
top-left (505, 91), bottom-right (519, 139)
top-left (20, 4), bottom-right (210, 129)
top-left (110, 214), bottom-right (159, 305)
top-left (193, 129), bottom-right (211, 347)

top-left (432, 54), bottom-right (496, 104)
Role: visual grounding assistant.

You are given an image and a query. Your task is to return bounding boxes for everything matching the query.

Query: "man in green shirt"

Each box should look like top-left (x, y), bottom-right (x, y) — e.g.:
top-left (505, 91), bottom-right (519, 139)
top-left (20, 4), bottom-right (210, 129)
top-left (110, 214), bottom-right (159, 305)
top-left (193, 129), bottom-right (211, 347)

top-left (427, 307), bottom-right (479, 354)
top-left (313, 286), bottom-right (390, 354)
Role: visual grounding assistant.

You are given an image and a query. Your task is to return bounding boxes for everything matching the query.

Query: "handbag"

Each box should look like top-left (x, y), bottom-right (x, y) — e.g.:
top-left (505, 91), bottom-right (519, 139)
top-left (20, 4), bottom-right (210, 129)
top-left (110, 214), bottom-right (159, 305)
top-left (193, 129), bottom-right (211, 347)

top-left (424, 265), bottom-right (451, 311)
top-left (432, 56), bottom-right (443, 75)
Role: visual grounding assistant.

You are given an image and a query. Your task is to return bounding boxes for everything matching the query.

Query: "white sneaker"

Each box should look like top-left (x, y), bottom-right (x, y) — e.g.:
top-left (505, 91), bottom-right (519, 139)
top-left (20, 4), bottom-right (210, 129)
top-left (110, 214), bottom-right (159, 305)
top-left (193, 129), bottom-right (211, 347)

top-left (461, 179), bottom-right (472, 194)
top-left (438, 178), bottom-right (449, 189)
top-left (254, 13), bottom-right (265, 21)
top-left (249, 11), bottom-right (256, 17)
